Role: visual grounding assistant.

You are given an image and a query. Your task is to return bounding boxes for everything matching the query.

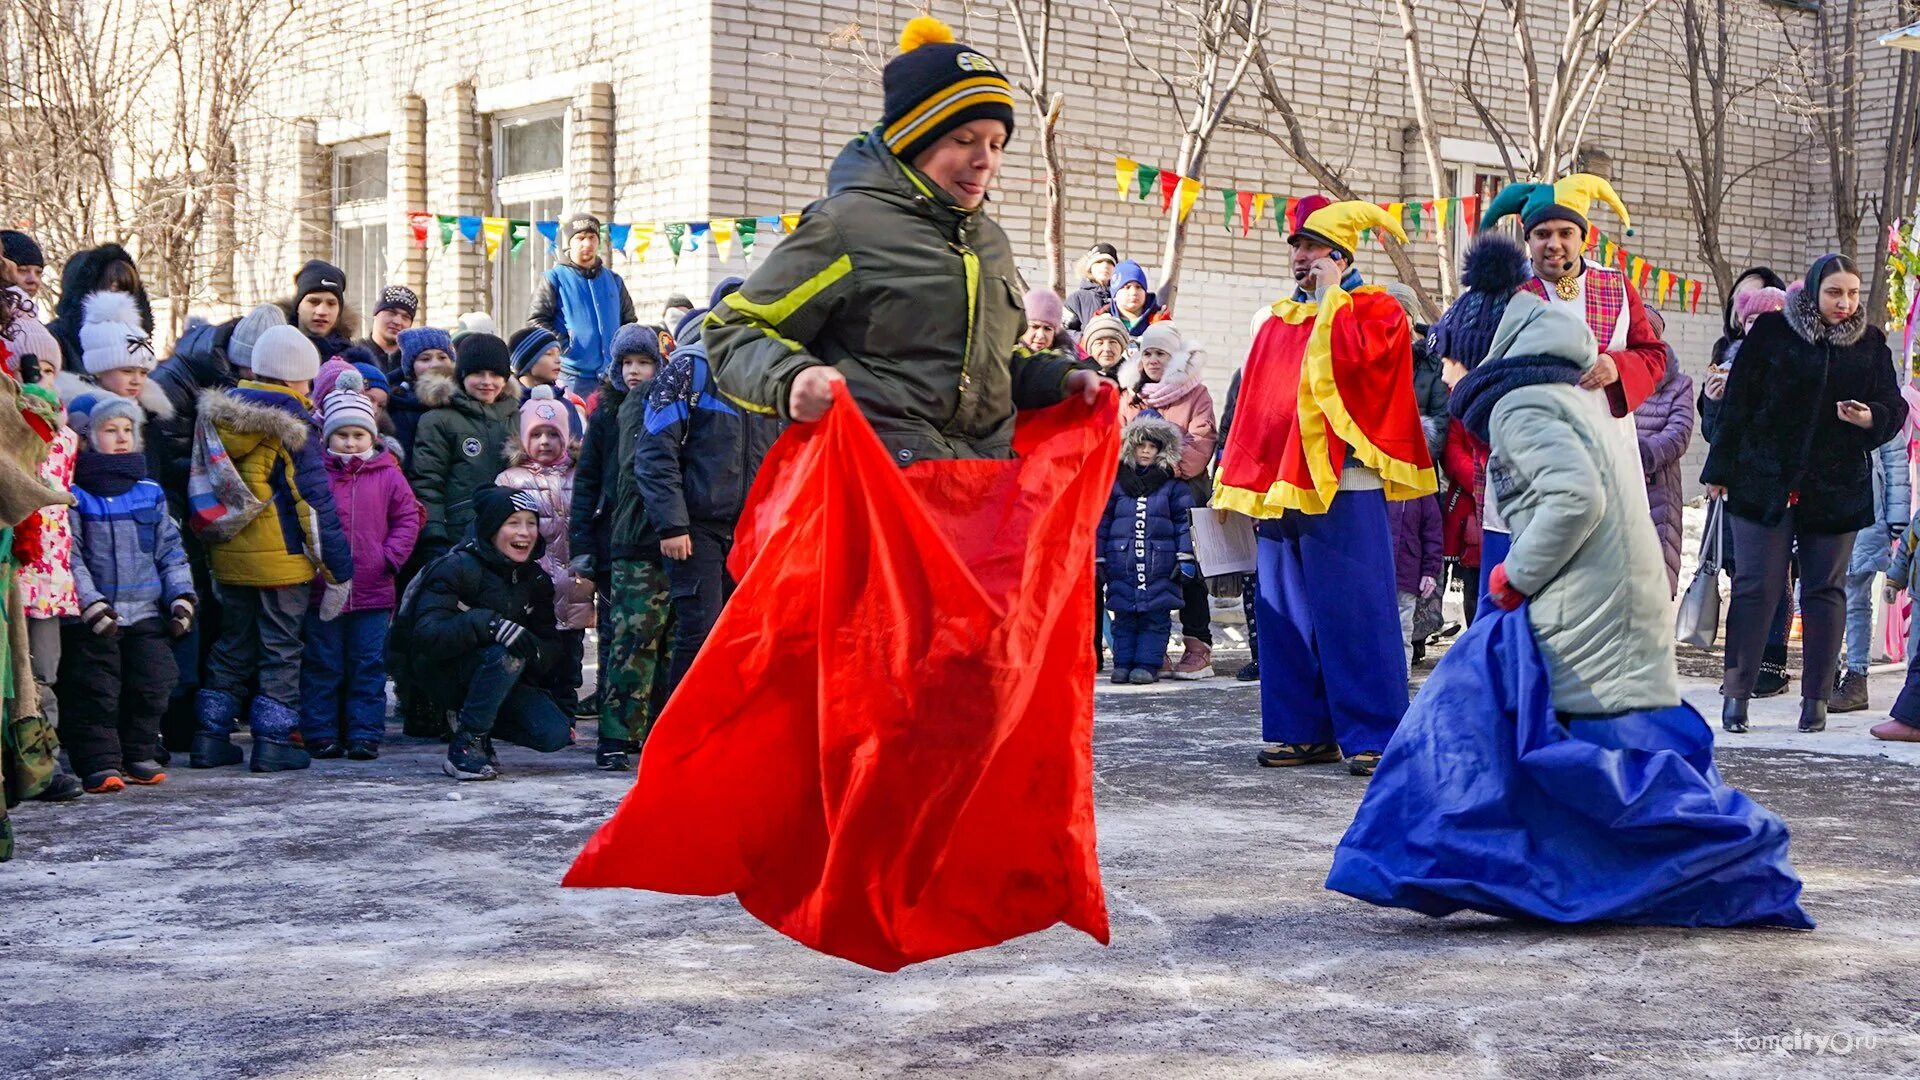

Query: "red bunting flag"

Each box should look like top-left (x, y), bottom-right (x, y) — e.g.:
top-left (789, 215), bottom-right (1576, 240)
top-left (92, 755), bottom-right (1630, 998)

top-left (408, 211), bottom-right (432, 249)
top-left (1237, 190), bottom-right (1255, 236)
top-left (1159, 169), bottom-right (1182, 213)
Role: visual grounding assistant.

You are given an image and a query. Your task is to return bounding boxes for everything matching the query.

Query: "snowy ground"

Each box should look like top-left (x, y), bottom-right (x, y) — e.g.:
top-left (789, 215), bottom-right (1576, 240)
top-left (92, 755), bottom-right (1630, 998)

top-left (4, 656), bottom-right (1918, 1079)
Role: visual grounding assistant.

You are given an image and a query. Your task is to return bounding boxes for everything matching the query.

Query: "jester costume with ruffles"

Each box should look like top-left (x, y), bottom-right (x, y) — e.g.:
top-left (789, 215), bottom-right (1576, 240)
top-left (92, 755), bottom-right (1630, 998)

top-left (1216, 276), bottom-right (1436, 756)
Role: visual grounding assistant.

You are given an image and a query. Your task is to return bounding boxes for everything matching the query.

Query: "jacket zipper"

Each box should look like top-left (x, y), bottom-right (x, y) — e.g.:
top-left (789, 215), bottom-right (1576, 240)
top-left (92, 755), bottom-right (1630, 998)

top-left (946, 236), bottom-right (980, 433)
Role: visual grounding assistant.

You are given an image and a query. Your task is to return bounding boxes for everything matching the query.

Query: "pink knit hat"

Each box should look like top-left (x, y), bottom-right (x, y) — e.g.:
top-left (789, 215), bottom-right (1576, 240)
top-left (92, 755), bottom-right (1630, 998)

top-left (1734, 286), bottom-right (1786, 327)
top-left (1022, 287), bottom-right (1065, 330)
top-left (519, 386), bottom-right (579, 445)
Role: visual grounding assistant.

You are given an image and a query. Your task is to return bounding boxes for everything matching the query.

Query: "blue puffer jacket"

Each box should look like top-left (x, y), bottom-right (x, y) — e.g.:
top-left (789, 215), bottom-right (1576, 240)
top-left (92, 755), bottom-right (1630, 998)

top-left (637, 306), bottom-right (783, 536)
top-left (1849, 431), bottom-right (1911, 575)
top-left (529, 259), bottom-right (637, 384)
top-left (69, 452), bottom-right (195, 625)
top-left (1098, 417), bottom-right (1196, 614)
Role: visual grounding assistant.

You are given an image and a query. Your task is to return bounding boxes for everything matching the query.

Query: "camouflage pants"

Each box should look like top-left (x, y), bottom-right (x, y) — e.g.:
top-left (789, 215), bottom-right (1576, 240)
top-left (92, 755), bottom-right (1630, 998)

top-left (598, 559), bottom-right (674, 747)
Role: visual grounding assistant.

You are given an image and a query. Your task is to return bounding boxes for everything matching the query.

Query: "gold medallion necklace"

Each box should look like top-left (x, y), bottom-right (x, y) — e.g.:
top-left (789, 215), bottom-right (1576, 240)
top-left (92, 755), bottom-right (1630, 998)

top-left (1555, 273), bottom-right (1581, 301)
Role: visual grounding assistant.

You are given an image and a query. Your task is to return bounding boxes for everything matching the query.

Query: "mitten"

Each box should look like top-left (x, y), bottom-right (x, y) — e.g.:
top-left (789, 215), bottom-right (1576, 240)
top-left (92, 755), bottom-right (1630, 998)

top-left (1488, 564), bottom-right (1526, 611)
top-left (489, 617), bottom-right (540, 661)
top-left (82, 600), bottom-right (121, 639)
top-left (168, 598), bottom-right (195, 638)
top-left (319, 581), bottom-right (352, 622)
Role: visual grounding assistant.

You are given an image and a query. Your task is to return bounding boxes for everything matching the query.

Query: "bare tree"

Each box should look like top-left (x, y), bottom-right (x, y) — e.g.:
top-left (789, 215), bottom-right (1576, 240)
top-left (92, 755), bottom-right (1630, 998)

top-left (1456, 0), bottom-right (1671, 181)
top-left (1663, 0), bottom-right (1810, 300)
top-left (1222, 37), bottom-right (1446, 318)
top-left (1101, 0), bottom-right (1265, 310)
top-left (1000, 0), bottom-right (1070, 295)
top-left (1391, 0), bottom-right (1457, 301)
top-left (1, 0), bottom-right (344, 338)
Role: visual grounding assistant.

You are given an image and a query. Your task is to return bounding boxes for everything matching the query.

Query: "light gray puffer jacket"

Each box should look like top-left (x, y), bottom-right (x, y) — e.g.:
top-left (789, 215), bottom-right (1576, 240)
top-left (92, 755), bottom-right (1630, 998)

top-left (1485, 295), bottom-right (1678, 715)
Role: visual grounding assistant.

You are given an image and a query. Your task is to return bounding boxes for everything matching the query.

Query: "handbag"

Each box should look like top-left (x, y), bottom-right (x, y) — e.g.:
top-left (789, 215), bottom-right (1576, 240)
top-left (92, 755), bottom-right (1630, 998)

top-left (1675, 497), bottom-right (1725, 648)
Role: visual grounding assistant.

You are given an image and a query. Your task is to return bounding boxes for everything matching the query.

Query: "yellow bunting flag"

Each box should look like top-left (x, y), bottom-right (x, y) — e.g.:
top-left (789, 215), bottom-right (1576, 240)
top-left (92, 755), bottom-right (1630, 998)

top-left (1657, 269), bottom-right (1674, 305)
top-left (711, 219), bottom-right (735, 261)
top-left (481, 216), bottom-right (507, 261)
top-left (1115, 158), bottom-right (1137, 197)
top-left (1434, 198), bottom-right (1452, 231)
top-left (632, 222), bottom-right (655, 261)
top-left (1175, 176), bottom-right (1203, 222)
top-left (780, 213), bottom-right (801, 233)
top-left (1253, 193), bottom-right (1272, 228)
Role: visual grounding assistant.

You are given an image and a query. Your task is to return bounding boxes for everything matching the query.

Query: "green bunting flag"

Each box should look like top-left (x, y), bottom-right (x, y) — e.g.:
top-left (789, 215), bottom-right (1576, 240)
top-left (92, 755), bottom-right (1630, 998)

top-left (508, 220), bottom-right (528, 253)
top-left (1134, 162), bottom-right (1158, 201)
top-left (736, 217), bottom-right (758, 260)
top-left (665, 222), bottom-right (688, 262)
top-left (1222, 189), bottom-right (1237, 233)
top-left (437, 215), bottom-right (455, 248)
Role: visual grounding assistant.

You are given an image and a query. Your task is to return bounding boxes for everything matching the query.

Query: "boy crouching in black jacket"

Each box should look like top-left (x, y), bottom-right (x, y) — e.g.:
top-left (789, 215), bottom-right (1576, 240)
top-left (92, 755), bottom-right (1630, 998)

top-left (393, 486), bottom-right (573, 780)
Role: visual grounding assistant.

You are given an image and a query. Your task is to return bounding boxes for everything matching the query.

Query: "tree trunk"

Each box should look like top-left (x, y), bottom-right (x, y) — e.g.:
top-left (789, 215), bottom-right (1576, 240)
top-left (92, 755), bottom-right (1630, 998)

top-left (1392, 0), bottom-right (1456, 302)
top-left (1041, 92), bottom-right (1067, 297)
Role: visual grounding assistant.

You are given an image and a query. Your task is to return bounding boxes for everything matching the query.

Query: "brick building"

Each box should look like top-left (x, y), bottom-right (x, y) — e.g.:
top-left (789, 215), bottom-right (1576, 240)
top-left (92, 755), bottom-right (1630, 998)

top-left (203, 0), bottom-right (1904, 492)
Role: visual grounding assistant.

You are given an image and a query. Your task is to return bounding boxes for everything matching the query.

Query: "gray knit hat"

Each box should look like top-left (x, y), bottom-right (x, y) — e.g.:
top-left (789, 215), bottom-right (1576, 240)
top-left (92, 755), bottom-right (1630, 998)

top-left (229, 304), bottom-right (288, 371)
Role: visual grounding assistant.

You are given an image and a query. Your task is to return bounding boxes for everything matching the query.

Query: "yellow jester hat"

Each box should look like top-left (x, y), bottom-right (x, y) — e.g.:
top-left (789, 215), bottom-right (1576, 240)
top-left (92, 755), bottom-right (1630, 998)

top-left (1287, 200), bottom-right (1409, 260)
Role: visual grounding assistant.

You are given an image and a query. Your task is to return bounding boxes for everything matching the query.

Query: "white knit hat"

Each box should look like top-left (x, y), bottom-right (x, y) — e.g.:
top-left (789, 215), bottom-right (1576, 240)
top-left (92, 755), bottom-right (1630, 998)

top-left (248, 324), bottom-right (321, 383)
top-left (79, 291), bottom-right (156, 375)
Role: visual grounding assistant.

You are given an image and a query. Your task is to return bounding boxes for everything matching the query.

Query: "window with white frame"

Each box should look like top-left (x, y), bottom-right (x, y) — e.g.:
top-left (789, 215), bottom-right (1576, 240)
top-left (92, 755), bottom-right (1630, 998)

top-left (1436, 139), bottom-right (1516, 270)
top-left (331, 142), bottom-right (389, 321)
top-left (493, 108), bottom-right (567, 327)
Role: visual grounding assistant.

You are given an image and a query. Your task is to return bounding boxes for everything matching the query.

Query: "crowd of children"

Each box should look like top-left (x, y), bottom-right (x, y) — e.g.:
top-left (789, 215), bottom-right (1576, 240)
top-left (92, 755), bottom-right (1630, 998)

top-left (0, 232), bottom-right (752, 815)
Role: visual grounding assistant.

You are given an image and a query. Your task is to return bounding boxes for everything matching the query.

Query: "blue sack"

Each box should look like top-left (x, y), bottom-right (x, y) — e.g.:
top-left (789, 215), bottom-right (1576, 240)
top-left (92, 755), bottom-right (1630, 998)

top-left (1326, 606), bottom-right (1814, 930)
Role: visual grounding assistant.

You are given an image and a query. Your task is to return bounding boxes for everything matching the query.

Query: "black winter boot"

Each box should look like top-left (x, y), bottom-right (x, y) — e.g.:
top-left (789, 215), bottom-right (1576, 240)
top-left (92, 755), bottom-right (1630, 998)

top-left (595, 738), bottom-right (630, 771)
top-left (190, 733), bottom-right (244, 769)
top-left (31, 773), bottom-right (84, 802)
top-left (1798, 698), bottom-right (1828, 733)
top-left (1753, 644), bottom-right (1792, 698)
top-left (1721, 697), bottom-right (1749, 734)
top-left (444, 733), bottom-right (497, 781)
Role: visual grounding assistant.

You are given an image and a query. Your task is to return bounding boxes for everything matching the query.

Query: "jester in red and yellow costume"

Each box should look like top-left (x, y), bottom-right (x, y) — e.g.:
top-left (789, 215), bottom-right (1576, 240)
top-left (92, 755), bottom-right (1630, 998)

top-left (1468, 174), bottom-right (1667, 604)
top-left (1215, 197), bottom-right (1437, 774)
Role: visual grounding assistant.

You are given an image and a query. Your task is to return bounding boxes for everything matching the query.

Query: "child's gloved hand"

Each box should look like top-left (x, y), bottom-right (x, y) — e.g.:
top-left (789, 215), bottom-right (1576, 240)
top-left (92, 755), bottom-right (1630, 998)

top-left (168, 598), bottom-right (196, 638)
top-left (82, 601), bottom-right (121, 639)
top-left (319, 581), bottom-right (353, 622)
top-left (489, 617), bottom-right (540, 661)
top-left (1175, 556), bottom-right (1200, 582)
top-left (1488, 564), bottom-right (1526, 611)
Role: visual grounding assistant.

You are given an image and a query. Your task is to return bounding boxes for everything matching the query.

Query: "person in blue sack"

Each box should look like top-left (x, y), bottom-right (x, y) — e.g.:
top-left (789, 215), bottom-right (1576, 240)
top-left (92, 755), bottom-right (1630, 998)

top-left (1096, 416), bottom-right (1198, 684)
top-left (1325, 285), bottom-right (1813, 931)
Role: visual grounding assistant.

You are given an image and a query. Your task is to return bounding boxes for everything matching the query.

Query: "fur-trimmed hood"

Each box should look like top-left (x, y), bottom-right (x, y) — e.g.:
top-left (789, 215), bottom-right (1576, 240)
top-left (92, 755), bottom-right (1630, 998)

top-left (1120, 415), bottom-right (1185, 470)
top-left (411, 370), bottom-right (459, 409)
top-left (57, 369), bottom-right (176, 420)
top-left (1783, 281), bottom-right (1868, 348)
top-left (197, 383), bottom-right (313, 458)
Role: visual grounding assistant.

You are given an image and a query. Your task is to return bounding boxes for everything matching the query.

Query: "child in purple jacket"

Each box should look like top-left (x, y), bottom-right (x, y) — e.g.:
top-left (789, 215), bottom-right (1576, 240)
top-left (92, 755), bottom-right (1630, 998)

top-left (298, 370), bottom-right (422, 758)
top-left (1386, 493), bottom-right (1443, 673)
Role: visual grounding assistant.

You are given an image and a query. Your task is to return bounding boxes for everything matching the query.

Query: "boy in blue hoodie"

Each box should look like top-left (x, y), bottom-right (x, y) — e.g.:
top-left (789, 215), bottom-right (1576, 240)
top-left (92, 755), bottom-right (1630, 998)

top-left (59, 396), bottom-right (196, 792)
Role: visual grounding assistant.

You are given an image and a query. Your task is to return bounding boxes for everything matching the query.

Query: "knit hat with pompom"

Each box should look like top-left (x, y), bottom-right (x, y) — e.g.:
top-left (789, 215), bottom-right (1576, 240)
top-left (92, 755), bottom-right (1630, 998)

top-left (879, 16), bottom-right (1016, 165)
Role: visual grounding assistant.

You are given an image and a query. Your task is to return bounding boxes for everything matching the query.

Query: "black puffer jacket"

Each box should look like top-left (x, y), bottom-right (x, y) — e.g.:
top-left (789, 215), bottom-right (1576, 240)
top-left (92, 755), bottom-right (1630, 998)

top-left (569, 369), bottom-right (662, 570)
top-left (1700, 284), bottom-right (1908, 534)
top-left (150, 318), bottom-right (239, 501)
top-left (400, 535), bottom-right (562, 707)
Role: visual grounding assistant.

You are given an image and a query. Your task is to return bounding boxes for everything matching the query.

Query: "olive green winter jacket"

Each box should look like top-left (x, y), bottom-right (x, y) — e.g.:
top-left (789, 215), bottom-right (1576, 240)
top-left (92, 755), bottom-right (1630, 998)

top-left (706, 130), bottom-right (1076, 464)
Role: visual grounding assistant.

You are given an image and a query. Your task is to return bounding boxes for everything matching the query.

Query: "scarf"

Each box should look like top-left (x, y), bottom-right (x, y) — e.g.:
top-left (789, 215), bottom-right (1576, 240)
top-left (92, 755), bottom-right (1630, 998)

top-left (331, 448), bottom-right (380, 463)
top-left (1117, 462), bottom-right (1174, 498)
top-left (1449, 353), bottom-right (1585, 443)
top-left (72, 450), bottom-right (148, 497)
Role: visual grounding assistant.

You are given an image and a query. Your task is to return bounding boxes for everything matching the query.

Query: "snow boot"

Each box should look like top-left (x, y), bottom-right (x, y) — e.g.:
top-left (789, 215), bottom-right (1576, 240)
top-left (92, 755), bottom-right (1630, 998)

top-left (83, 770), bottom-right (126, 794)
top-left (307, 740), bottom-right (346, 759)
top-left (122, 760), bottom-right (167, 785)
top-left (1828, 669), bottom-right (1869, 713)
top-left (595, 738), bottom-right (630, 771)
top-left (444, 733), bottom-right (498, 781)
top-left (247, 698), bottom-right (311, 773)
top-left (1170, 637), bottom-right (1215, 680)
top-left (32, 773), bottom-right (85, 802)
top-left (346, 742), bottom-right (380, 761)
top-left (1128, 668), bottom-right (1157, 685)
top-left (1753, 644), bottom-right (1791, 698)
top-left (190, 689), bottom-right (245, 768)
top-left (1236, 659), bottom-right (1260, 682)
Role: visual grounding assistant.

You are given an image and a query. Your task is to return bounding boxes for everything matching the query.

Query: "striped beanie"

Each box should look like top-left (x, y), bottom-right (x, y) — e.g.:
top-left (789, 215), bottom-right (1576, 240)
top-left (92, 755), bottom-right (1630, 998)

top-left (880, 17), bottom-right (1015, 165)
top-left (508, 325), bottom-right (560, 375)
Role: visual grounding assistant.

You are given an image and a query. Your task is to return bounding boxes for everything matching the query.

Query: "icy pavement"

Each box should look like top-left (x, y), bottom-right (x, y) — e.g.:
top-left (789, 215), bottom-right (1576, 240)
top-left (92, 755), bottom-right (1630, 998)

top-left (3, 677), bottom-right (1917, 1079)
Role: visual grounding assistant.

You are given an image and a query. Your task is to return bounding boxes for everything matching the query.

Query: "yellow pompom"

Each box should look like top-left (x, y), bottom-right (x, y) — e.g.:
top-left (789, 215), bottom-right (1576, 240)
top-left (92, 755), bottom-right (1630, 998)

top-left (898, 15), bottom-right (955, 54)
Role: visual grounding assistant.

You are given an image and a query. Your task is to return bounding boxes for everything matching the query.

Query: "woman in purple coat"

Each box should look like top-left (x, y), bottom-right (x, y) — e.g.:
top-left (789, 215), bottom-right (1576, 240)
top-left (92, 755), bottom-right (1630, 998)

top-left (1635, 314), bottom-right (1697, 596)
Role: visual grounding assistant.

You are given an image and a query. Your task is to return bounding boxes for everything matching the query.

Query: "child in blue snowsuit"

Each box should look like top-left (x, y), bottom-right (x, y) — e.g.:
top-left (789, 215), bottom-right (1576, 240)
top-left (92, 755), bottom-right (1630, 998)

top-left (1097, 416), bottom-right (1198, 684)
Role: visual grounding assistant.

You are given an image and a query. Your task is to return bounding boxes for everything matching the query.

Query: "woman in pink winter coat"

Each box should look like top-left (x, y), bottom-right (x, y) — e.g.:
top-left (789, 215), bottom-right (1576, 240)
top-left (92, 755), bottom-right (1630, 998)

top-left (496, 386), bottom-right (595, 712)
top-left (1118, 321), bottom-right (1219, 678)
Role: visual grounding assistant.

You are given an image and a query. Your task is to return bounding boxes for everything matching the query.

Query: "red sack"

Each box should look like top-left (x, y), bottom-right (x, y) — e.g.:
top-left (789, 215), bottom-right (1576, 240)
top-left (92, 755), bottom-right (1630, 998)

top-left (566, 382), bottom-right (1117, 971)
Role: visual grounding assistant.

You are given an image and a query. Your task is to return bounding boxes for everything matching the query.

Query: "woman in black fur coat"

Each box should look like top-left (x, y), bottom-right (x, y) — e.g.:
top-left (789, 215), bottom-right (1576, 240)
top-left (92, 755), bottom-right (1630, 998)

top-left (1702, 254), bottom-right (1908, 735)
